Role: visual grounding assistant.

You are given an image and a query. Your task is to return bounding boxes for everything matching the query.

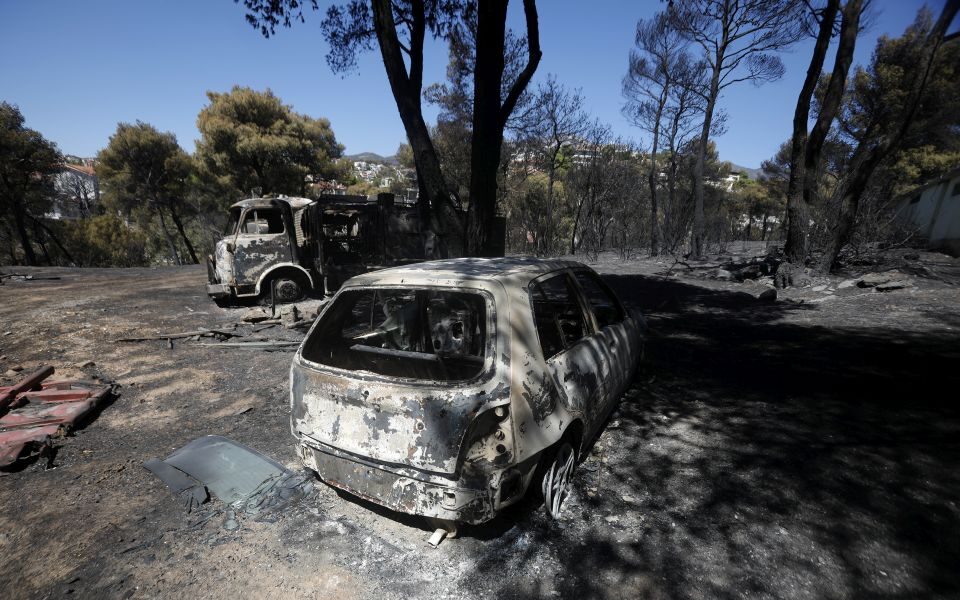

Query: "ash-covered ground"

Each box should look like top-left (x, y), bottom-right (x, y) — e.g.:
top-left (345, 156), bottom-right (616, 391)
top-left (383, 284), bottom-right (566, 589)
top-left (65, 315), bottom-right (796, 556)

top-left (1, 246), bottom-right (959, 599)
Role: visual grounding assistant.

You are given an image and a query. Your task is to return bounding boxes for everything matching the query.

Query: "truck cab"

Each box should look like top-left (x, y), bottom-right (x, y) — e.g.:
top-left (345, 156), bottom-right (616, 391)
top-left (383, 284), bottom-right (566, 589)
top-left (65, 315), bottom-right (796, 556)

top-left (207, 193), bottom-right (420, 304)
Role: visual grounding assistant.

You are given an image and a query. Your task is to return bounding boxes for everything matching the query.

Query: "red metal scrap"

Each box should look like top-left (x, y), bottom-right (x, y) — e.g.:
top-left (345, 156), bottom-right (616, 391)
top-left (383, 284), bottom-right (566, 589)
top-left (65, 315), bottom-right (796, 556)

top-left (0, 367), bottom-right (112, 468)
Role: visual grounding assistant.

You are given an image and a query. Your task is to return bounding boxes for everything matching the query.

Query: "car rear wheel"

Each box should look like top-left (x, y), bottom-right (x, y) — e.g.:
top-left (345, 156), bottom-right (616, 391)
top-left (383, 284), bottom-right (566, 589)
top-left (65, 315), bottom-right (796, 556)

top-left (541, 441), bottom-right (576, 519)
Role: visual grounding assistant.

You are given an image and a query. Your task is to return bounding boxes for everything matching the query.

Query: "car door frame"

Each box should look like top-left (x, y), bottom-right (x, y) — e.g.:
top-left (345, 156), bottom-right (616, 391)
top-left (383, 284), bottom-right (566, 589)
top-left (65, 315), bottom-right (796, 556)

top-left (569, 268), bottom-right (634, 410)
top-left (527, 269), bottom-right (610, 435)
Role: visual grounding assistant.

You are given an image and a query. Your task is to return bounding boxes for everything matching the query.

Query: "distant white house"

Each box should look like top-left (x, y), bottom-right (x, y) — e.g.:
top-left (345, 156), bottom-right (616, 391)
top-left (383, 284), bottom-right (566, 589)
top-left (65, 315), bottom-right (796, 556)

top-left (706, 170), bottom-right (743, 192)
top-left (895, 166), bottom-right (960, 256)
top-left (49, 161), bottom-right (99, 219)
top-left (721, 171), bottom-right (744, 190)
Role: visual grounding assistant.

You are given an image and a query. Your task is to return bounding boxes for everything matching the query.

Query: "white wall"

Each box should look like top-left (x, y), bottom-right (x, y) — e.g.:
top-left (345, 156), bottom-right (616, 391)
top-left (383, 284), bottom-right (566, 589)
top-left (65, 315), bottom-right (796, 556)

top-left (897, 171), bottom-right (960, 255)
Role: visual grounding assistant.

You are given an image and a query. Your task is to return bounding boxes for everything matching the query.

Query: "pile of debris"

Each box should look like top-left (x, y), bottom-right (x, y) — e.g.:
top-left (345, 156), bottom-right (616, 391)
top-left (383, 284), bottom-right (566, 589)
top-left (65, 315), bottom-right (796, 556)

top-left (846, 270), bottom-right (915, 292)
top-left (0, 272), bottom-right (61, 285)
top-left (114, 300), bottom-right (328, 351)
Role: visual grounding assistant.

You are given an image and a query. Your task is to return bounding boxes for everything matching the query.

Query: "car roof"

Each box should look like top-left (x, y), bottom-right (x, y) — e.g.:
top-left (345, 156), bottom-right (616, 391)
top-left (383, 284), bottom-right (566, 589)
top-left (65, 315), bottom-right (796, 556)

top-left (344, 257), bottom-right (587, 288)
top-left (230, 196), bottom-right (314, 210)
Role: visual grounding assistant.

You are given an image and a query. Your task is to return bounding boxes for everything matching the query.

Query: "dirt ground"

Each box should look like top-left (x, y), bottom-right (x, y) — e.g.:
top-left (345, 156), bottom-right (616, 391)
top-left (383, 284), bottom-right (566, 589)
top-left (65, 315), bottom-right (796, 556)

top-left (1, 246), bottom-right (959, 599)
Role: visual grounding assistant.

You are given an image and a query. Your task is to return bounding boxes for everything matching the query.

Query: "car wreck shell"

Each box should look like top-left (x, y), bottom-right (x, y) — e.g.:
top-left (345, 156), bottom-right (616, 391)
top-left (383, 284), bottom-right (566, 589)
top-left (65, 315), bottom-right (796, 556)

top-left (290, 257), bottom-right (644, 524)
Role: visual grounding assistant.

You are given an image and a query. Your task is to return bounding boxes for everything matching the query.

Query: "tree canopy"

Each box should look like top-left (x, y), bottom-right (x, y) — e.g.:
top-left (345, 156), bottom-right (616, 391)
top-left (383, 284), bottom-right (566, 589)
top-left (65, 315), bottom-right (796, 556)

top-left (669, 0), bottom-right (805, 257)
top-left (97, 122), bottom-right (197, 264)
top-left (0, 102), bottom-right (62, 265)
top-left (195, 86), bottom-right (344, 199)
top-left (240, 0), bottom-right (542, 257)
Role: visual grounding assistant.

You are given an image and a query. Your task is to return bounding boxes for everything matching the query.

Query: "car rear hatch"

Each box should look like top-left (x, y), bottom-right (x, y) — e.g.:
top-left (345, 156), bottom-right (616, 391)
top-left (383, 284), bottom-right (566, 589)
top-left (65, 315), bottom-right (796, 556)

top-left (290, 285), bottom-right (505, 476)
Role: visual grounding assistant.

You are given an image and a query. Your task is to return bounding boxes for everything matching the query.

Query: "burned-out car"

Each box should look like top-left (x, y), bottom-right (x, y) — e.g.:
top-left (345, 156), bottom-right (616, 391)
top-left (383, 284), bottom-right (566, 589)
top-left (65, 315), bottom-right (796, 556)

top-left (290, 258), bottom-right (644, 524)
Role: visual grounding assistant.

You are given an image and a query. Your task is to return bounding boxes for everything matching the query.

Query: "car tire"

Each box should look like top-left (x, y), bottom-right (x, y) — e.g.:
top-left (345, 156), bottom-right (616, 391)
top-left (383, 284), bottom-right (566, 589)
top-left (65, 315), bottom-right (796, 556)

top-left (540, 440), bottom-right (576, 519)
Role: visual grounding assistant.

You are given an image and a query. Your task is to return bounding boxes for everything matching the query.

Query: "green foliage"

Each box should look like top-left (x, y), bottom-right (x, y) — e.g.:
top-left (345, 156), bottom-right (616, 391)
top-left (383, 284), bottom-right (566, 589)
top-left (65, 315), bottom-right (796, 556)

top-left (97, 122), bottom-right (191, 213)
top-left (837, 10), bottom-right (959, 154)
top-left (503, 167), bottom-right (583, 257)
top-left (0, 102), bottom-right (63, 265)
top-left (887, 145), bottom-right (960, 198)
top-left (96, 121), bottom-right (198, 264)
top-left (346, 180), bottom-right (377, 196)
top-left (195, 86), bottom-right (344, 200)
top-left (730, 177), bottom-right (782, 241)
top-left (395, 143), bottom-right (415, 170)
top-left (62, 215), bottom-right (149, 267)
top-left (804, 8), bottom-right (960, 258)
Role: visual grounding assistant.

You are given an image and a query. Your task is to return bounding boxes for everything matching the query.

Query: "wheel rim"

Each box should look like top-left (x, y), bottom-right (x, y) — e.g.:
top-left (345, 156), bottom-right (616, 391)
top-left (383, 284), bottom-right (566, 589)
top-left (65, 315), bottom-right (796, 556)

top-left (273, 279), bottom-right (301, 303)
top-left (542, 442), bottom-right (575, 519)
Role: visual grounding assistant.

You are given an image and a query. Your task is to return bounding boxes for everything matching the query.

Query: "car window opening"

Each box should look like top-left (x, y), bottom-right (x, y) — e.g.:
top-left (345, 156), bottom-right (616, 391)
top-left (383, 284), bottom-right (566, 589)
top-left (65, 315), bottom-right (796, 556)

top-left (574, 271), bottom-right (625, 328)
top-left (302, 288), bottom-right (487, 382)
top-left (531, 275), bottom-right (588, 360)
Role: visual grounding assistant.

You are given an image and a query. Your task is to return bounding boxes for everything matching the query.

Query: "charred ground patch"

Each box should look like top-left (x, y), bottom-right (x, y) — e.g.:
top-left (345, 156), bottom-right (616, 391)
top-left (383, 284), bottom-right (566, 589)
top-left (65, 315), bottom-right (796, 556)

top-left (1, 255), bottom-right (958, 599)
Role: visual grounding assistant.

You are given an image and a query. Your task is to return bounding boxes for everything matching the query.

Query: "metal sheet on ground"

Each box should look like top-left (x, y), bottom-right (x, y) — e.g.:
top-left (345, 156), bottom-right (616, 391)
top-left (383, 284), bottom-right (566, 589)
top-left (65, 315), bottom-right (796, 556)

top-left (0, 367), bottom-right (112, 468)
top-left (163, 435), bottom-right (288, 505)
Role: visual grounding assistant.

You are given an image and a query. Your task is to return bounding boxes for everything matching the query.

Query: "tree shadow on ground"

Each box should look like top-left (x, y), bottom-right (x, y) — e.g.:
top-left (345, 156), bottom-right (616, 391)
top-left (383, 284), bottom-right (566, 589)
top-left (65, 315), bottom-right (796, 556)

top-left (464, 273), bottom-right (960, 600)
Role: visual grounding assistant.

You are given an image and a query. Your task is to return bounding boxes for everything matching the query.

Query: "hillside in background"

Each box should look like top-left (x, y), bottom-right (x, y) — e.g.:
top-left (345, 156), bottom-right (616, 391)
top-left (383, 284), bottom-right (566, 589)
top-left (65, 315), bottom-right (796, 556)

top-left (344, 152), bottom-right (399, 165)
top-left (731, 164), bottom-right (761, 180)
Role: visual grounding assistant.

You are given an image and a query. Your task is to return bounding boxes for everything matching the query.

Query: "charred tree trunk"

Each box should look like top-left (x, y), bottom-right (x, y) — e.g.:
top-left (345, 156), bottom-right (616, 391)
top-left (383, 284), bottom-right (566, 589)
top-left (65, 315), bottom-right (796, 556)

top-left (168, 205), bottom-right (199, 264)
top-left (467, 1), bottom-right (509, 257)
top-left (371, 0), bottom-right (460, 257)
top-left (2, 221), bottom-right (17, 264)
top-left (155, 205), bottom-right (182, 266)
top-left (27, 214), bottom-right (78, 266)
top-left (468, 0), bottom-right (541, 256)
top-left (11, 199), bottom-right (37, 266)
top-left (784, 0), bottom-right (839, 264)
top-left (570, 193), bottom-right (586, 255)
top-left (692, 64), bottom-right (720, 258)
top-left (802, 0), bottom-right (862, 261)
top-left (819, 0), bottom-right (959, 271)
top-left (34, 220), bottom-right (52, 265)
top-left (648, 88), bottom-right (668, 256)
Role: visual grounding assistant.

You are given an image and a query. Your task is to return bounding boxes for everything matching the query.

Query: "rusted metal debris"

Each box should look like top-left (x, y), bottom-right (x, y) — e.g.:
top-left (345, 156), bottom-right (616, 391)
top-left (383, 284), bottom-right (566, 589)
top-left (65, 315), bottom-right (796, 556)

top-left (0, 366), bottom-right (113, 468)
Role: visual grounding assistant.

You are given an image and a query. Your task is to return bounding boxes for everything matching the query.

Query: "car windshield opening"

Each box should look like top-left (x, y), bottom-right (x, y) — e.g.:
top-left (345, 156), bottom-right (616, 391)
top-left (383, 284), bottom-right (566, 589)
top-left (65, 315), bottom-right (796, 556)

top-left (301, 288), bottom-right (488, 382)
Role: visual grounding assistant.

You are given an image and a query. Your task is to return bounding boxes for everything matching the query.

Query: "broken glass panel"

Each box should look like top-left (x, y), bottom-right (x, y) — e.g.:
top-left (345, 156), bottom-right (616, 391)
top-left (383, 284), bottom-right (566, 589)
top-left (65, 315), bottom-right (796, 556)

top-left (145, 436), bottom-right (312, 515)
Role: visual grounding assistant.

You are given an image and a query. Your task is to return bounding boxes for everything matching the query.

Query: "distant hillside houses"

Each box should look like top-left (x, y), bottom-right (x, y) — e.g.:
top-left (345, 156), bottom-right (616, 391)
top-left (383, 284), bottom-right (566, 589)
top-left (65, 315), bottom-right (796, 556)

top-left (710, 170), bottom-right (744, 192)
top-left (49, 157), bottom-right (99, 220)
top-left (350, 157), bottom-right (415, 190)
top-left (306, 176), bottom-right (347, 196)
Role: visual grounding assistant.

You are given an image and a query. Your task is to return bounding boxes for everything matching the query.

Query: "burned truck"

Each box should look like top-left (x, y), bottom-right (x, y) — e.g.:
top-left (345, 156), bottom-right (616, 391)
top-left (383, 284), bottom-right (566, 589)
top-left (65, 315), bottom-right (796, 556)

top-left (206, 193), bottom-right (422, 303)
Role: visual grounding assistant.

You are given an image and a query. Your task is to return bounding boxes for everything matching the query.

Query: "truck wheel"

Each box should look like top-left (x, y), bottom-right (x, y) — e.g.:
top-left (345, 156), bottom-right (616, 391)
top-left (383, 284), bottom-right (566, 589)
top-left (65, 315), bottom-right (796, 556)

top-left (540, 441), bottom-right (576, 519)
top-left (271, 277), bottom-right (305, 303)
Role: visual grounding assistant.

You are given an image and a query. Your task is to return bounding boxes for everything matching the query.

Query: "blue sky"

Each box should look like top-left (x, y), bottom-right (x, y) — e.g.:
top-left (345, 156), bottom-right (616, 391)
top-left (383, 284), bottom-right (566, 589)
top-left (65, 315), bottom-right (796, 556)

top-left (0, 1), bottom-right (951, 168)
